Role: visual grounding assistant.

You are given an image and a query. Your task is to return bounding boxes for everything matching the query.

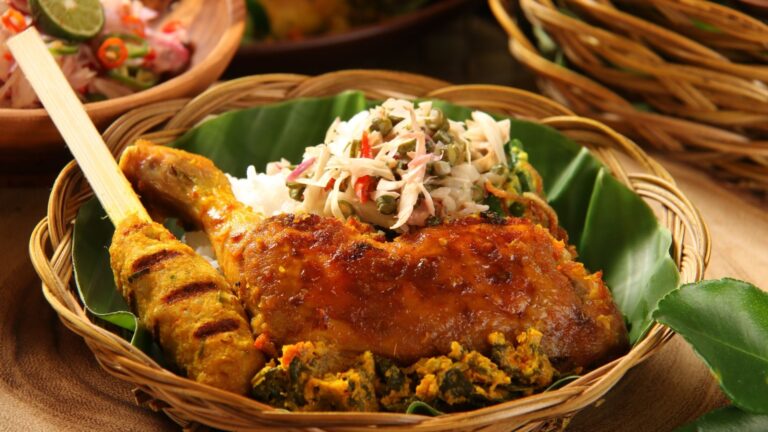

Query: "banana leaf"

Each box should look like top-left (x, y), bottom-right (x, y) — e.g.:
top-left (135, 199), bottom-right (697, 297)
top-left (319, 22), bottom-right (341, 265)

top-left (655, 279), bottom-right (768, 414)
top-left (72, 91), bottom-right (679, 355)
top-left (676, 406), bottom-right (768, 432)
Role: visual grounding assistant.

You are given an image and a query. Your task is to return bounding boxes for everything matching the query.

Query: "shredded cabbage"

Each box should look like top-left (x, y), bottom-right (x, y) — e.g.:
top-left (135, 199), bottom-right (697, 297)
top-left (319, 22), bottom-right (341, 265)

top-left (257, 99), bottom-right (532, 231)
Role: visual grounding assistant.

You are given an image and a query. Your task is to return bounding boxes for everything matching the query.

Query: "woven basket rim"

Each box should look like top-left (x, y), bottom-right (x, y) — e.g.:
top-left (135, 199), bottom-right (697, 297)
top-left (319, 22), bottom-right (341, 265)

top-left (29, 70), bottom-right (710, 431)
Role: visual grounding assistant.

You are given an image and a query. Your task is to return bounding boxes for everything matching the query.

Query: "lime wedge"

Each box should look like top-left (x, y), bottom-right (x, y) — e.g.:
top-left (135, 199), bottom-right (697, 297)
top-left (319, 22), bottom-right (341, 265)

top-left (30, 0), bottom-right (104, 41)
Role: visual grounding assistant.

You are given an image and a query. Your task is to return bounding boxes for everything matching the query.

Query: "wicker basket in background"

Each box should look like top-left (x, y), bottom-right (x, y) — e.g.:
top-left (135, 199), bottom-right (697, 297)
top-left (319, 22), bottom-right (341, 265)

top-left (30, 71), bottom-right (709, 432)
top-left (489, 0), bottom-right (768, 195)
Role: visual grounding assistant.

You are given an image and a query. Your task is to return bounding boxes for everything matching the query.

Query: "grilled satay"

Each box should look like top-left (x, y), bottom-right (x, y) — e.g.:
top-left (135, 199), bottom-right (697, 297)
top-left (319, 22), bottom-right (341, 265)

top-left (120, 141), bottom-right (628, 371)
top-left (110, 215), bottom-right (264, 394)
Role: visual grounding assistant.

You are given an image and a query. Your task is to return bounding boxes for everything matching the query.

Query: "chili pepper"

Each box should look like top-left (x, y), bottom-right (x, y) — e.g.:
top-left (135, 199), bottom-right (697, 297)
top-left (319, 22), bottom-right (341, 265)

top-left (360, 131), bottom-right (372, 158)
top-left (354, 131), bottom-right (373, 203)
top-left (97, 37), bottom-right (129, 69)
top-left (324, 178), bottom-right (336, 191)
top-left (3, 52), bottom-right (13, 62)
top-left (143, 47), bottom-right (156, 65)
top-left (48, 40), bottom-right (79, 56)
top-left (161, 19), bottom-right (182, 34)
top-left (107, 67), bottom-right (158, 90)
top-left (1, 8), bottom-right (26, 34)
top-left (102, 33), bottom-right (149, 58)
top-left (121, 15), bottom-right (146, 37)
top-left (354, 176), bottom-right (371, 204)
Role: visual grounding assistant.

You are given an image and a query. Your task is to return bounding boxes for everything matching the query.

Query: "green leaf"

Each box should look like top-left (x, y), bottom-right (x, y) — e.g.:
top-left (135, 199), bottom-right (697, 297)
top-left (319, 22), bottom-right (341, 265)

top-left (73, 199), bottom-right (135, 332)
top-left (654, 279), bottom-right (768, 414)
top-left (676, 406), bottom-right (768, 432)
top-left (405, 401), bottom-right (444, 416)
top-left (73, 199), bottom-right (167, 359)
top-left (581, 170), bottom-right (679, 342)
top-left (244, 0), bottom-right (270, 40)
top-left (545, 375), bottom-right (580, 392)
top-left (72, 92), bottom-right (678, 356)
top-left (172, 92), bottom-right (369, 176)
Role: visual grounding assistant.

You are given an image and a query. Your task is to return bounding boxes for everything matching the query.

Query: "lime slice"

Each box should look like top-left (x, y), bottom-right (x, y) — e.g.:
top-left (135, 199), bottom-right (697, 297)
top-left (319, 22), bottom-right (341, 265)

top-left (30, 0), bottom-right (104, 41)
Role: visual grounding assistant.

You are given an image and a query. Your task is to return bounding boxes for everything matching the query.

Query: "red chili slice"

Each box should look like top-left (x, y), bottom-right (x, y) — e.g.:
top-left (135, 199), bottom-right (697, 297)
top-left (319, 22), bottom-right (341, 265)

top-left (97, 37), bottom-right (129, 69)
top-left (1, 8), bottom-right (26, 34)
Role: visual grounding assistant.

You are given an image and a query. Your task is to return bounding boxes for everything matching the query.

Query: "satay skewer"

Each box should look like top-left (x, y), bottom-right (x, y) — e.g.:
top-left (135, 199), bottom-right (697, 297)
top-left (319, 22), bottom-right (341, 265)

top-left (9, 27), bottom-right (263, 394)
top-left (8, 27), bottom-right (149, 225)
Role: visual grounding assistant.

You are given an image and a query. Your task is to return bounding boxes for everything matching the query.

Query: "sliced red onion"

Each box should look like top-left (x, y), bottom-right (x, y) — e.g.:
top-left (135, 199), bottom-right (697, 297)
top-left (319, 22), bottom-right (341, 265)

top-left (286, 157), bottom-right (316, 182)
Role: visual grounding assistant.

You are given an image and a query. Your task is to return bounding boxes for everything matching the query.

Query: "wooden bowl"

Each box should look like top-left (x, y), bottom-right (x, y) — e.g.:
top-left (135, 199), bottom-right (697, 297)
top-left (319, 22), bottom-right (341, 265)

top-left (29, 70), bottom-right (710, 432)
top-left (227, 0), bottom-right (472, 77)
top-left (0, 0), bottom-right (245, 171)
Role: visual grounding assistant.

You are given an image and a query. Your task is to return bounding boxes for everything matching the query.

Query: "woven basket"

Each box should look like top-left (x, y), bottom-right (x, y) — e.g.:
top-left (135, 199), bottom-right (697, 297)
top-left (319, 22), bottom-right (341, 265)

top-left (29, 70), bottom-right (710, 432)
top-left (489, 0), bottom-right (768, 195)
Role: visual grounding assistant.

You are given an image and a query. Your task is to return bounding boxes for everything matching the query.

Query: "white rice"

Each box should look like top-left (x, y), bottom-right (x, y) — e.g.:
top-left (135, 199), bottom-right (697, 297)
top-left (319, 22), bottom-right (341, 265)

top-left (227, 165), bottom-right (300, 217)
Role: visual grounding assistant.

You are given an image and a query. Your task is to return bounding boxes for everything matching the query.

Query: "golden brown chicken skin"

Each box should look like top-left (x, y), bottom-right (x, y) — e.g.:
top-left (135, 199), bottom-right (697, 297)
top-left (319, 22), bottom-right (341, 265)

top-left (110, 215), bottom-right (264, 394)
top-left (120, 141), bottom-right (628, 371)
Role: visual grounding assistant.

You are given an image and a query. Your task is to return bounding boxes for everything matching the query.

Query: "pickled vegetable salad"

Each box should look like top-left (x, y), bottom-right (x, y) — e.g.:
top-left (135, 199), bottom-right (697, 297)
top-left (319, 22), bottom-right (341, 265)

top-left (231, 99), bottom-right (545, 232)
top-left (0, 0), bottom-right (190, 108)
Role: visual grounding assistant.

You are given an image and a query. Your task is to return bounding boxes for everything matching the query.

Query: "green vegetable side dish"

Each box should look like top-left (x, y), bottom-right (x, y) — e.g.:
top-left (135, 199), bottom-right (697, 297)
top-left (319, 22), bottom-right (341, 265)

top-left (30, 0), bottom-right (104, 41)
top-left (72, 91), bottom-right (680, 411)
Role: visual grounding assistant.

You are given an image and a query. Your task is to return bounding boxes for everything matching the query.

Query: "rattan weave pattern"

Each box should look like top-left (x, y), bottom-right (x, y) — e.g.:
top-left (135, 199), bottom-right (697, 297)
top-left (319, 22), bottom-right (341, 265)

top-left (489, 0), bottom-right (768, 195)
top-left (29, 71), bottom-right (709, 432)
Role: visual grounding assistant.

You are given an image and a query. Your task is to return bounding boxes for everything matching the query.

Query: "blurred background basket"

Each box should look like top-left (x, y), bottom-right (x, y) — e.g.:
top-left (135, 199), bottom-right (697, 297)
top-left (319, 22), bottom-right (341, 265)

top-left (30, 70), bottom-right (709, 431)
top-left (489, 0), bottom-right (768, 196)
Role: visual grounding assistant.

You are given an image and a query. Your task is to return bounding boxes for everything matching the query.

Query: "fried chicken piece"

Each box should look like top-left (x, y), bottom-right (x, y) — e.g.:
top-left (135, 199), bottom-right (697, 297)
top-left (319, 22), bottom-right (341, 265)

top-left (110, 215), bottom-right (264, 394)
top-left (120, 141), bottom-right (628, 371)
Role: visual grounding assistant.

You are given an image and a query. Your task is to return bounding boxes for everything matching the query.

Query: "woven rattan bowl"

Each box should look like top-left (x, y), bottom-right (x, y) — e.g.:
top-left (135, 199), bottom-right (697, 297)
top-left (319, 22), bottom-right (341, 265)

top-left (30, 70), bottom-right (710, 431)
top-left (489, 0), bottom-right (768, 195)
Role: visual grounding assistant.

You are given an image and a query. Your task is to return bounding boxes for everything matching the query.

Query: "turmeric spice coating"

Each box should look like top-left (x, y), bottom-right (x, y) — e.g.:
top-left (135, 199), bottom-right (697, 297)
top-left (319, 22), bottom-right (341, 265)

top-left (110, 215), bottom-right (264, 394)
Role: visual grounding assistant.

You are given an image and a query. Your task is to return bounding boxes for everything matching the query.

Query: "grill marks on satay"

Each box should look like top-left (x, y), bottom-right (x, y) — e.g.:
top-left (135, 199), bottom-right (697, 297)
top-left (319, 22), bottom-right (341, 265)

top-left (110, 215), bottom-right (264, 394)
top-left (163, 281), bottom-right (218, 305)
top-left (119, 142), bottom-right (628, 373)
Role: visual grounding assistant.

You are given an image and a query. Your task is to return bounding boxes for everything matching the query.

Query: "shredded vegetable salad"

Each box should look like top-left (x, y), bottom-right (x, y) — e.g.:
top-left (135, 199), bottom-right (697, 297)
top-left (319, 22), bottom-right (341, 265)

top-left (231, 99), bottom-right (564, 234)
top-left (0, 0), bottom-right (190, 108)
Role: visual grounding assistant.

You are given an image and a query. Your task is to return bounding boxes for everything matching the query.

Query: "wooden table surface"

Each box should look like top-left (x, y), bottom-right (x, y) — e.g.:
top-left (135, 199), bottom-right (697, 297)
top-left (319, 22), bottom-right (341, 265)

top-left (0, 154), bottom-right (765, 432)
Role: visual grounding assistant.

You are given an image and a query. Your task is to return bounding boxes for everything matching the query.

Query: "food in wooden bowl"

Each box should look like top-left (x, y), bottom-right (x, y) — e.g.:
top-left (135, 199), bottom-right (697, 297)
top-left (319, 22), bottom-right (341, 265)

top-left (0, 0), bottom-right (243, 161)
top-left (229, 0), bottom-right (470, 76)
top-left (244, 0), bottom-right (440, 42)
top-left (33, 72), bottom-right (708, 430)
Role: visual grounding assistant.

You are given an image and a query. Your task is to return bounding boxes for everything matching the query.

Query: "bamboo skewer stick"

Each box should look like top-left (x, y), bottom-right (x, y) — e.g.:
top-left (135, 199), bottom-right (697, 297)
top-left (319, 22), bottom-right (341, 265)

top-left (8, 27), bottom-right (150, 225)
